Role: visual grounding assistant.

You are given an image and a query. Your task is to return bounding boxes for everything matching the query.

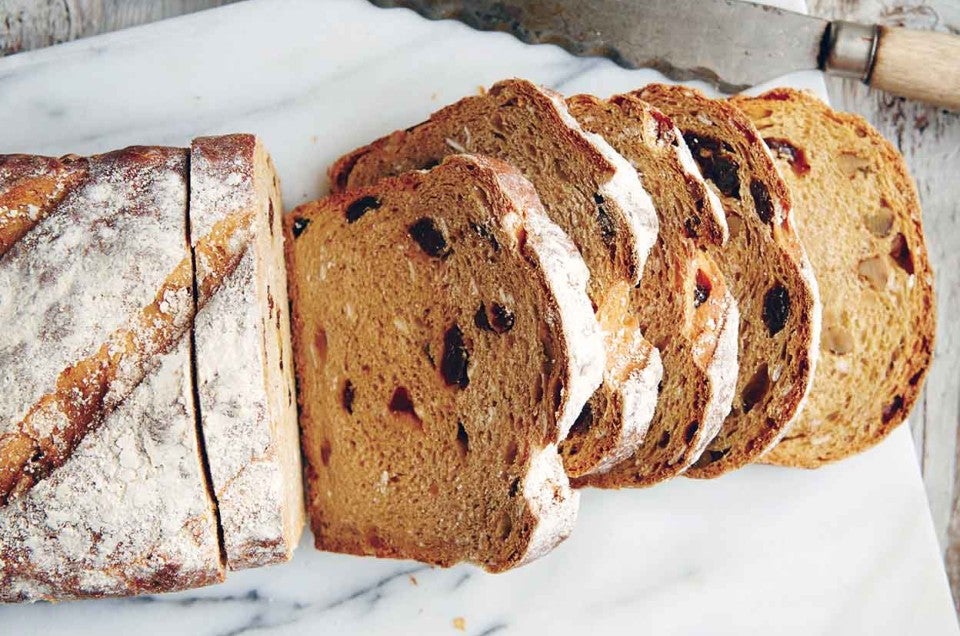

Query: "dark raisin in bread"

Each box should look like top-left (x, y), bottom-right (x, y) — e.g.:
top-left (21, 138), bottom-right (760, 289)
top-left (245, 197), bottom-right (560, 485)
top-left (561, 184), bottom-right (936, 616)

top-left (287, 154), bottom-right (604, 571)
top-left (329, 78), bottom-right (662, 477)
top-left (731, 88), bottom-right (935, 467)
top-left (639, 84), bottom-right (821, 478)
top-left (564, 93), bottom-right (740, 486)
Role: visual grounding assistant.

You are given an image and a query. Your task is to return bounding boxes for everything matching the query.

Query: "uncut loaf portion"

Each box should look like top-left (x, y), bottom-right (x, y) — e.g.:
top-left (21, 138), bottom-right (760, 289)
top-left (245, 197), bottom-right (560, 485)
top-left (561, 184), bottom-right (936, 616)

top-left (0, 147), bottom-right (224, 601)
top-left (639, 85), bottom-right (821, 479)
top-left (329, 78), bottom-right (663, 479)
top-left (564, 93), bottom-right (739, 486)
top-left (287, 155), bottom-right (604, 571)
top-left (731, 89), bottom-right (935, 467)
top-left (0, 134), bottom-right (302, 601)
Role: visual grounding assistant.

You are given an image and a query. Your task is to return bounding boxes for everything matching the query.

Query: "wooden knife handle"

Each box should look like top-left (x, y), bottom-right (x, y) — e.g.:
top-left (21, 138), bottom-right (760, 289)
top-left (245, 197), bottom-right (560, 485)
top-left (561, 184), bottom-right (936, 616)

top-left (869, 27), bottom-right (960, 111)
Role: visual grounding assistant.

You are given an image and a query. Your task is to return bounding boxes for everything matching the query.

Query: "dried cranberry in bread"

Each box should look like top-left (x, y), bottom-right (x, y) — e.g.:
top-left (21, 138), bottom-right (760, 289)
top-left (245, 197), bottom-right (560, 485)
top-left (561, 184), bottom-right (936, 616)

top-left (564, 93), bottom-right (740, 486)
top-left (0, 154), bottom-right (88, 258)
top-left (329, 78), bottom-right (662, 477)
top-left (731, 89), bottom-right (935, 467)
top-left (189, 135), bottom-right (304, 568)
top-left (0, 147), bottom-right (199, 503)
top-left (639, 85), bottom-right (821, 478)
top-left (0, 341), bottom-right (223, 602)
top-left (287, 155), bottom-right (604, 571)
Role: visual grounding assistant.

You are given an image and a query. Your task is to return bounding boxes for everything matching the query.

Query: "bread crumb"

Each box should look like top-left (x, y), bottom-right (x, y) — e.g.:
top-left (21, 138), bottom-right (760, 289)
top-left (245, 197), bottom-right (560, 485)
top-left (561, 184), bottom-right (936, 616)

top-left (409, 575), bottom-right (418, 586)
top-left (452, 617), bottom-right (466, 631)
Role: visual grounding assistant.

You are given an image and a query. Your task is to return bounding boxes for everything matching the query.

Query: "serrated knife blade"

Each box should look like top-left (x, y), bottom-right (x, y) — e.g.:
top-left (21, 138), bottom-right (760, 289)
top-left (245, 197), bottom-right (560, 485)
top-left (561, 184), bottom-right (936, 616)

top-left (367, 0), bottom-right (828, 93)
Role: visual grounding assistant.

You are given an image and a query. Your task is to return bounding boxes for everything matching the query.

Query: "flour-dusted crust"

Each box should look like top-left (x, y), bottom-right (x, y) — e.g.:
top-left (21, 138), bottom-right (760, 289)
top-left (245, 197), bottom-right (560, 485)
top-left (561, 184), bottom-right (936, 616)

top-left (732, 89), bottom-right (935, 467)
top-left (639, 85), bottom-right (821, 479)
top-left (563, 94), bottom-right (740, 486)
top-left (289, 155), bottom-right (602, 571)
top-left (0, 147), bottom-right (198, 503)
top-left (190, 135), bottom-right (304, 569)
top-left (0, 153), bottom-right (88, 258)
top-left (0, 340), bottom-right (223, 602)
top-left (328, 78), bottom-right (662, 478)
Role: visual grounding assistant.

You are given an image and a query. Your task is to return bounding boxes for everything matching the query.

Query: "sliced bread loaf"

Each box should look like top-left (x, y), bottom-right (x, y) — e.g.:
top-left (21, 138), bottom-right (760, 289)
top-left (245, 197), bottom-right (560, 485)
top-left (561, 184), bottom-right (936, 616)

top-left (190, 135), bottom-right (304, 569)
top-left (287, 155), bottom-right (604, 571)
top-left (639, 85), bottom-right (821, 478)
top-left (564, 93), bottom-right (740, 486)
top-left (731, 89), bottom-right (935, 467)
top-left (329, 78), bottom-right (662, 477)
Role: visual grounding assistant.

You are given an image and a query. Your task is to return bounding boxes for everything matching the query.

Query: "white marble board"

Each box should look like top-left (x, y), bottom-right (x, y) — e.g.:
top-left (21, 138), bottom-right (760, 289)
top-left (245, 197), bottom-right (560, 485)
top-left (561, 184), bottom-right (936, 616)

top-left (0, 0), bottom-right (956, 633)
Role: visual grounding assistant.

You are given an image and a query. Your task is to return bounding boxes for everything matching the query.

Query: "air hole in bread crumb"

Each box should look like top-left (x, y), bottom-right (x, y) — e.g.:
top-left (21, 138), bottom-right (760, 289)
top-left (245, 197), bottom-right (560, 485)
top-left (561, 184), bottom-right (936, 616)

top-left (456, 421), bottom-right (470, 457)
top-left (508, 477), bottom-right (520, 497)
top-left (882, 395), bottom-right (904, 424)
top-left (320, 440), bottom-right (332, 466)
top-left (389, 387), bottom-right (423, 430)
top-left (741, 364), bottom-right (770, 414)
top-left (684, 421), bottom-right (699, 444)
top-left (342, 380), bottom-right (355, 414)
top-left (657, 431), bottom-right (670, 448)
top-left (569, 403), bottom-right (594, 437)
top-left (890, 233), bottom-right (915, 275)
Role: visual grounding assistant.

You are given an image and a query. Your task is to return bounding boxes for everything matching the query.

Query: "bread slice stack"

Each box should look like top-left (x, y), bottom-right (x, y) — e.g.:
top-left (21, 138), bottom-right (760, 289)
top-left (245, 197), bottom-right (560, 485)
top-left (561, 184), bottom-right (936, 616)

top-left (299, 78), bottom-right (934, 570)
top-left (0, 135), bottom-right (302, 601)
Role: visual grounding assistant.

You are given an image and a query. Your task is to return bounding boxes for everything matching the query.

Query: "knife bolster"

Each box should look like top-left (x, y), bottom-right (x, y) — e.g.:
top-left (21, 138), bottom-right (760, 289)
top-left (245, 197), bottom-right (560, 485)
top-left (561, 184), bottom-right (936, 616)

top-left (822, 20), bottom-right (879, 81)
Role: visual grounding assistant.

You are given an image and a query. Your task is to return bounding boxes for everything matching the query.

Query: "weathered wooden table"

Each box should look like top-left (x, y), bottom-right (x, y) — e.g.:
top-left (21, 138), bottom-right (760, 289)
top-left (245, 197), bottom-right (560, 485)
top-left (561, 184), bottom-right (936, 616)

top-left (2, 0), bottom-right (959, 612)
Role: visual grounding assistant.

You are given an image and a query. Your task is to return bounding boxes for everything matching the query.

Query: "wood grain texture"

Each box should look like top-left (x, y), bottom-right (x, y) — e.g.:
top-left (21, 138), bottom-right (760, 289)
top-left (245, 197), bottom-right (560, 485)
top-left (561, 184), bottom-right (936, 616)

top-left (871, 26), bottom-right (960, 110)
top-left (1, 0), bottom-right (959, 615)
top-left (0, 0), bottom-right (238, 56)
top-left (810, 0), bottom-right (960, 615)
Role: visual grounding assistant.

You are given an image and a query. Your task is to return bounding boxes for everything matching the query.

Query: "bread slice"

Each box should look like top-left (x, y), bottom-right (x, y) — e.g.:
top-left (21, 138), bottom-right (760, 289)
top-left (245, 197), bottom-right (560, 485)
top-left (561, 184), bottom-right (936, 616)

top-left (329, 78), bottom-right (662, 477)
top-left (563, 93), bottom-right (740, 485)
top-left (189, 135), bottom-right (304, 568)
top-left (0, 153), bottom-right (88, 258)
top-left (0, 147), bottom-right (199, 503)
top-left (0, 340), bottom-right (224, 602)
top-left (287, 155), bottom-right (604, 571)
top-left (731, 89), bottom-right (935, 467)
top-left (638, 85), bottom-right (821, 478)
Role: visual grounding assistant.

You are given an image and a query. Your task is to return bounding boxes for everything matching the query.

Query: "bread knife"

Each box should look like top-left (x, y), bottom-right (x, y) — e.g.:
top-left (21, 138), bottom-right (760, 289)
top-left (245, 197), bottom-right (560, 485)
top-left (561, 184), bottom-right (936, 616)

top-left (368, 0), bottom-right (960, 111)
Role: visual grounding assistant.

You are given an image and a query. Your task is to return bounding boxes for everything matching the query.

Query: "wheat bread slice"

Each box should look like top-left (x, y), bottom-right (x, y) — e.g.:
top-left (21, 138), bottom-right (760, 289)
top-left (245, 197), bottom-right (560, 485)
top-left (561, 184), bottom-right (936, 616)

top-left (639, 85), bottom-right (821, 478)
top-left (0, 154), bottom-right (88, 258)
top-left (563, 93), bottom-right (740, 486)
top-left (189, 135), bottom-right (304, 569)
top-left (287, 155), bottom-right (604, 571)
top-left (0, 340), bottom-right (224, 602)
top-left (731, 88), bottom-right (935, 467)
top-left (0, 147), bottom-right (200, 503)
top-left (329, 78), bottom-right (662, 477)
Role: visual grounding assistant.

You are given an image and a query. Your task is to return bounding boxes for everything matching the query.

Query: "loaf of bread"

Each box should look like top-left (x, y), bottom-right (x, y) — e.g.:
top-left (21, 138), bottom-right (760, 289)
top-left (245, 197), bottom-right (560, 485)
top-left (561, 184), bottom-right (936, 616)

top-left (287, 155), bottom-right (604, 571)
top-left (731, 89), bottom-right (935, 467)
top-left (329, 78), bottom-right (663, 477)
top-left (0, 134), bottom-right (302, 600)
top-left (564, 93), bottom-right (740, 486)
top-left (639, 85), bottom-right (821, 478)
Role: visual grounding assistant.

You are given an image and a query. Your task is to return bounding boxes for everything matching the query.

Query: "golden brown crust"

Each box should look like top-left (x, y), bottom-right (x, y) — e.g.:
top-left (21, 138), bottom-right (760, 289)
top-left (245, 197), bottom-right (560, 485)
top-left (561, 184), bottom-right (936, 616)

top-left (638, 84), bottom-right (821, 478)
top-left (0, 154), bottom-right (88, 258)
top-left (732, 88), bottom-right (936, 467)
